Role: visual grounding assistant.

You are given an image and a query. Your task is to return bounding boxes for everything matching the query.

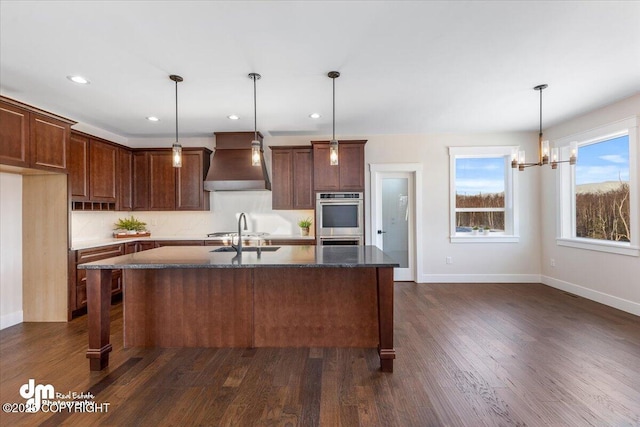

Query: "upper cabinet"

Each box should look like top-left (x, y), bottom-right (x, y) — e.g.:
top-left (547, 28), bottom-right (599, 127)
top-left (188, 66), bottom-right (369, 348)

top-left (118, 148), bottom-right (133, 211)
top-left (0, 97), bottom-right (73, 172)
top-left (270, 146), bottom-right (314, 210)
top-left (133, 148), bottom-right (212, 211)
top-left (69, 131), bottom-right (120, 209)
top-left (312, 140), bottom-right (366, 191)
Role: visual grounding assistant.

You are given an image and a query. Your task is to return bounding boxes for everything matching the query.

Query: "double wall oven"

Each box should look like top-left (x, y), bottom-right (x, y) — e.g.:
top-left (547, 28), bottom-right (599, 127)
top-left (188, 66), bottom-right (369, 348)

top-left (315, 192), bottom-right (364, 245)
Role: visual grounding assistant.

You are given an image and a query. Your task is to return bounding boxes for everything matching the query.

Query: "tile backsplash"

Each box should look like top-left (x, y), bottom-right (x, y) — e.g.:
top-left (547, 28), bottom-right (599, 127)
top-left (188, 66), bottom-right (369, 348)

top-left (71, 192), bottom-right (314, 244)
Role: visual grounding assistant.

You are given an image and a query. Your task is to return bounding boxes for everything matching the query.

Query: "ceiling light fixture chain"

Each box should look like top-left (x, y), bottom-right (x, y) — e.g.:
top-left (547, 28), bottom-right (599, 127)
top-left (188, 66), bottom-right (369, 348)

top-left (169, 74), bottom-right (183, 168)
top-left (513, 84), bottom-right (576, 172)
top-left (249, 73), bottom-right (262, 166)
top-left (328, 71), bottom-right (340, 166)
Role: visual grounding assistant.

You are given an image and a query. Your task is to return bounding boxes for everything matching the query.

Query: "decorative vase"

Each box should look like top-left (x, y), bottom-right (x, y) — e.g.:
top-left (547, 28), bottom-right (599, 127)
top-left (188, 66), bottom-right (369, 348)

top-left (127, 230), bottom-right (137, 235)
top-left (483, 229), bottom-right (490, 235)
top-left (300, 227), bottom-right (309, 236)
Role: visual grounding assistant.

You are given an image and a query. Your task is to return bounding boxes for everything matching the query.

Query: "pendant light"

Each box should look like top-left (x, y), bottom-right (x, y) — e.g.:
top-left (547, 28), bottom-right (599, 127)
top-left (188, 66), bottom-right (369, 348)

top-left (328, 71), bottom-right (340, 166)
top-left (249, 72), bottom-right (262, 166)
top-left (169, 74), bottom-right (183, 168)
top-left (512, 84), bottom-right (577, 171)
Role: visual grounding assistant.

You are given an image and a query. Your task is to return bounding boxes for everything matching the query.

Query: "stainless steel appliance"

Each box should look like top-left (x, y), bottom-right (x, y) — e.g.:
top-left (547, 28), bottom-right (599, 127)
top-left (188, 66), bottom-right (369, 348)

top-left (318, 236), bottom-right (363, 245)
top-left (316, 192), bottom-right (364, 242)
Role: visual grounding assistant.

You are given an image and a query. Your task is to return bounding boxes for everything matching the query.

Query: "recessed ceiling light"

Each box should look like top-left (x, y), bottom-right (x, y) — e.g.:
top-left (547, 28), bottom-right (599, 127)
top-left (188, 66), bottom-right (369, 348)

top-left (67, 75), bottom-right (90, 84)
top-left (146, 116), bottom-right (159, 122)
top-left (309, 113), bottom-right (321, 119)
top-left (227, 114), bottom-right (239, 120)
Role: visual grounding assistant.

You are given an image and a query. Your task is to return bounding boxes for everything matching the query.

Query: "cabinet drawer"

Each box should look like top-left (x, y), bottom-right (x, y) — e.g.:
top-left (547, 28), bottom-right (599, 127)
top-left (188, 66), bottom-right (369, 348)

top-left (76, 244), bottom-right (124, 263)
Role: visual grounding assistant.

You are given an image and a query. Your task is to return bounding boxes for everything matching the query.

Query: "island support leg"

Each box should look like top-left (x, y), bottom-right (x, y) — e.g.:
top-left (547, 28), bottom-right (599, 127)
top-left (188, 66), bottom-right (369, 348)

top-left (86, 269), bottom-right (112, 371)
top-left (377, 267), bottom-right (395, 372)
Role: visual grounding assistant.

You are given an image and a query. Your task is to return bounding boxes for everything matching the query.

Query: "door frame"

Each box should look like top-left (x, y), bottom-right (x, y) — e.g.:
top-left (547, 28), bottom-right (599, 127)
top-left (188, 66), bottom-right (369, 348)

top-left (369, 163), bottom-right (423, 282)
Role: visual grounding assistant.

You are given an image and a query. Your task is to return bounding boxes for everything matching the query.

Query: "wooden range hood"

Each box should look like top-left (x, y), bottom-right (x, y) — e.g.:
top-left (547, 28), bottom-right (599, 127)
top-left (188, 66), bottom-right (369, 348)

top-left (204, 132), bottom-right (271, 191)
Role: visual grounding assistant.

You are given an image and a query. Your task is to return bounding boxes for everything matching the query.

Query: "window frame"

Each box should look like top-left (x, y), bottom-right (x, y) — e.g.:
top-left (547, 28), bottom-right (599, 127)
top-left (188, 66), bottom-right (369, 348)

top-left (555, 117), bottom-right (638, 257)
top-left (449, 146), bottom-right (519, 243)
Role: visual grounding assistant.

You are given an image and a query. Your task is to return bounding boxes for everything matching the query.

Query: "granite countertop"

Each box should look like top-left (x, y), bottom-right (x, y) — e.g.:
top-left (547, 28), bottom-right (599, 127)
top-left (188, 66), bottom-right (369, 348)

top-left (77, 245), bottom-right (399, 269)
top-left (70, 234), bottom-right (316, 250)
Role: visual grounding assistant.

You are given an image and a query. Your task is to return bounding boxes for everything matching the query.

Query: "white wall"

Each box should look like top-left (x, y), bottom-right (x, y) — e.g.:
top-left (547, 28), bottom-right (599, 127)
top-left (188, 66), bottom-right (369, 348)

top-left (0, 172), bottom-right (23, 329)
top-left (542, 93), bottom-right (640, 315)
top-left (265, 132), bottom-right (541, 283)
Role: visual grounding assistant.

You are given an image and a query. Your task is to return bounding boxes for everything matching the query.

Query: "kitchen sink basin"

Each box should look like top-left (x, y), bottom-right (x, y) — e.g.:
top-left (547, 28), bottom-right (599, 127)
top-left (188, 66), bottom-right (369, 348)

top-left (211, 246), bottom-right (280, 253)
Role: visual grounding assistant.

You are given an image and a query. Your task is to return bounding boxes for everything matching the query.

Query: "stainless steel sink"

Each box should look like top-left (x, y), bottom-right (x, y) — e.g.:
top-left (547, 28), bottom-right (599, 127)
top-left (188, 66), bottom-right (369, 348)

top-left (211, 246), bottom-right (280, 253)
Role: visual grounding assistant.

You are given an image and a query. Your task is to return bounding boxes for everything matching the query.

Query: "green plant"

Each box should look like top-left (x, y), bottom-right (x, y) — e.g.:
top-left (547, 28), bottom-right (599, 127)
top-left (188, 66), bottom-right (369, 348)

top-left (472, 225), bottom-right (479, 231)
top-left (114, 215), bottom-right (147, 232)
top-left (483, 225), bottom-right (490, 230)
top-left (297, 217), bottom-right (313, 229)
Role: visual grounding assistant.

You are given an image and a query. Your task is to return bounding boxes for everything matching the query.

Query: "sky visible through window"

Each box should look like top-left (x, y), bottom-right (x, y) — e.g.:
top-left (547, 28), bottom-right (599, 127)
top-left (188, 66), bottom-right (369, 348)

top-left (455, 157), bottom-right (505, 195)
top-left (576, 135), bottom-right (629, 186)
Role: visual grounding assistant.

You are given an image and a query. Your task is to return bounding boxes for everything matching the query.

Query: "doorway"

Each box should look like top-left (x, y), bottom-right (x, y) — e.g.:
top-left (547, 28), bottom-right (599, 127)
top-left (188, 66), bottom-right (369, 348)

top-left (370, 164), bottom-right (423, 282)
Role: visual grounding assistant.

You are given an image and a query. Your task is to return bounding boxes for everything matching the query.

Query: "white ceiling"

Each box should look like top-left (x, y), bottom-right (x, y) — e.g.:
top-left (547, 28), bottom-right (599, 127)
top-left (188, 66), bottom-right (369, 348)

top-left (1, 1), bottom-right (639, 141)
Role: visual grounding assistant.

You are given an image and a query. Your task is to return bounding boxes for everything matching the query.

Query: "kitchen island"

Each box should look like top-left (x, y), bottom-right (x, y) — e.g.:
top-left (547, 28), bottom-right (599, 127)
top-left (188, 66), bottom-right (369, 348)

top-left (79, 245), bottom-right (399, 372)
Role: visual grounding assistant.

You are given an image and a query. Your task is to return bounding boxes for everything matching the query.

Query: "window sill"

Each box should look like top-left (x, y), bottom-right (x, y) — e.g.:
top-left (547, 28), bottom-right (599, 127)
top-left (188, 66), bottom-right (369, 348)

top-left (450, 234), bottom-right (519, 243)
top-left (556, 238), bottom-right (639, 257)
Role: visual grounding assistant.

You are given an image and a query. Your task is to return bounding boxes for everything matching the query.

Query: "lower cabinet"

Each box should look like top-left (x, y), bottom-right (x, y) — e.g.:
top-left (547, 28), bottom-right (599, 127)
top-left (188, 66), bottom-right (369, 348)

top-left (70, 244), bottom-right (124, 317)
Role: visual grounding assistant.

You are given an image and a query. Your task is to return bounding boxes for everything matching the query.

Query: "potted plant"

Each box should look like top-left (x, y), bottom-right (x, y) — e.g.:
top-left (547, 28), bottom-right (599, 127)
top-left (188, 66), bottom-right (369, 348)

top-left (472, 225), bottom-right (479, 235)
top-left (297, 217), bottom-right (313, 236)
top-left (114, 215), bottom-right (147, 236)
top-left (483, 225), bottom-right (491, 235)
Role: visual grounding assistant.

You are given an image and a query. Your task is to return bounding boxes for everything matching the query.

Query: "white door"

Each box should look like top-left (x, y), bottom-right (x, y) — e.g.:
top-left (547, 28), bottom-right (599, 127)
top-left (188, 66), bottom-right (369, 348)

top-left (371, 169), bottom-right (417, 281)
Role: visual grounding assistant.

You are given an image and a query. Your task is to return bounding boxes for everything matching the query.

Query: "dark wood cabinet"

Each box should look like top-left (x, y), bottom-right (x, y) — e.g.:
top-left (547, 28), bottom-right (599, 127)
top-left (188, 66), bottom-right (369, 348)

top-left (119, 148), bottom-right (133, 210)
top-left (69, 133), bottom-right (89, 200)
top-left (30, 113), bottom-right (70, 172)
top-left (70, 244), bottom-right (124, 317)
top-left (0, 97), bottom-right (73, 172)
top-left (149, 151), bottom-right (176, 210)
top-left (0, 101), bottom-right (30, 167)
top-left (312, 140), bottom-right (366, 191)
top-left (132, 151), bottom-right (150, 210)
top-left (69, 131), bottom-right (121, 209)
top-left (270, 146), bottom-right (313, 210)
top-left (89, 140), bottom-right (118, 202)
top-left (133, 148), bottom-right (211, 211)
top-left (177, 149), bottom-right (211, 210)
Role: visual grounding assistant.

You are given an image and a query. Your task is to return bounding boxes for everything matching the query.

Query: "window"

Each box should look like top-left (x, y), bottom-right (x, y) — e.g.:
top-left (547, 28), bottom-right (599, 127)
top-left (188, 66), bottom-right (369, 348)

top-left (556, 117), bottom-right (638, 256)
top-left (449, 146), bottom-right (519, 242)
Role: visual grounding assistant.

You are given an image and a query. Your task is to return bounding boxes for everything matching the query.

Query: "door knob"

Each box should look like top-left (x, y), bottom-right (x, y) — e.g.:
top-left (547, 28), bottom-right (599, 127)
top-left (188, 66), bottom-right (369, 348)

top-left (377, 230), bottom-right (386, 234)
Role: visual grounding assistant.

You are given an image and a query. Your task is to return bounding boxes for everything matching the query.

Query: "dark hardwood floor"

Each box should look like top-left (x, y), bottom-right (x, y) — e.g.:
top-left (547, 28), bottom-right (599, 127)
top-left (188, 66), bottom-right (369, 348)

top-left (1, 283), bottom-right (639, 426)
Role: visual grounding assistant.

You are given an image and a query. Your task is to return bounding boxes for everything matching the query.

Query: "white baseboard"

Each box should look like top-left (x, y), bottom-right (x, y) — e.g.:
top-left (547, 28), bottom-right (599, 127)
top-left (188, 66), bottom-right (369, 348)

top-left (1, 310), bottom-right (23, 330)
top-left (419, 273), bottom-right (541, 283)
top-left (542, 275), bottom-right (640, 317)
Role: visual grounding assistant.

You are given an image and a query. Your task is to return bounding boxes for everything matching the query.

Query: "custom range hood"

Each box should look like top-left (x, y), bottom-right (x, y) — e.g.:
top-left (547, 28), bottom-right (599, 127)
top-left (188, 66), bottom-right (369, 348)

top-left (204, 132), bottom-right (271, 191)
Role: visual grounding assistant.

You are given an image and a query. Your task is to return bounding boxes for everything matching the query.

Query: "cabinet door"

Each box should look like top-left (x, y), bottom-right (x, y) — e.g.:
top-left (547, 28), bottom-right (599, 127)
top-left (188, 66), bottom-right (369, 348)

top-left (271, 148), bottom-right (293, 209)
top-left (149, 152), bottom-right (175, 210)
top-left (137, 241), bottom-right (157, 251)
top-left (132, 151), bottom-right (149, 210)
top-left (313, 144), bottom-right (340, 191)
top-left (292, 148), bottom-right (314, 209)
top-left (176, 150), bottom-right (207, 210)
top-left (119, 148), bottom-right (133, 210)
top-left (69, 133), bottom-right (89, 200)
top-left (29, 113), bottom-right (69, 172)
top-left (0, 101), bottom-right (30, 167)
top-left (89, 140), bottom-right (117, 202)
top-left (338, 143), bottom-right (365, 191)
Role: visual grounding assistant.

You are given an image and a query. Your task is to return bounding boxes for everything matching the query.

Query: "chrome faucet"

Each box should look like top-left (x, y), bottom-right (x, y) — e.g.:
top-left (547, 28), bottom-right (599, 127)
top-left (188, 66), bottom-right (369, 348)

top-left (232, 213), bottom-right (248, 255)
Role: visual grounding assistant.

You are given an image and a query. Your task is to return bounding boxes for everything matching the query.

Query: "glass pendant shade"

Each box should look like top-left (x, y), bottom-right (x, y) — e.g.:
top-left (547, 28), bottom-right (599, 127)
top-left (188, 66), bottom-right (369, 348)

top-left (330, 139), bottom-right (339, 165)
top-left (172, 143), bottom-right (182, 168)
top-left (251, 140), bottom-right (261, 166)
